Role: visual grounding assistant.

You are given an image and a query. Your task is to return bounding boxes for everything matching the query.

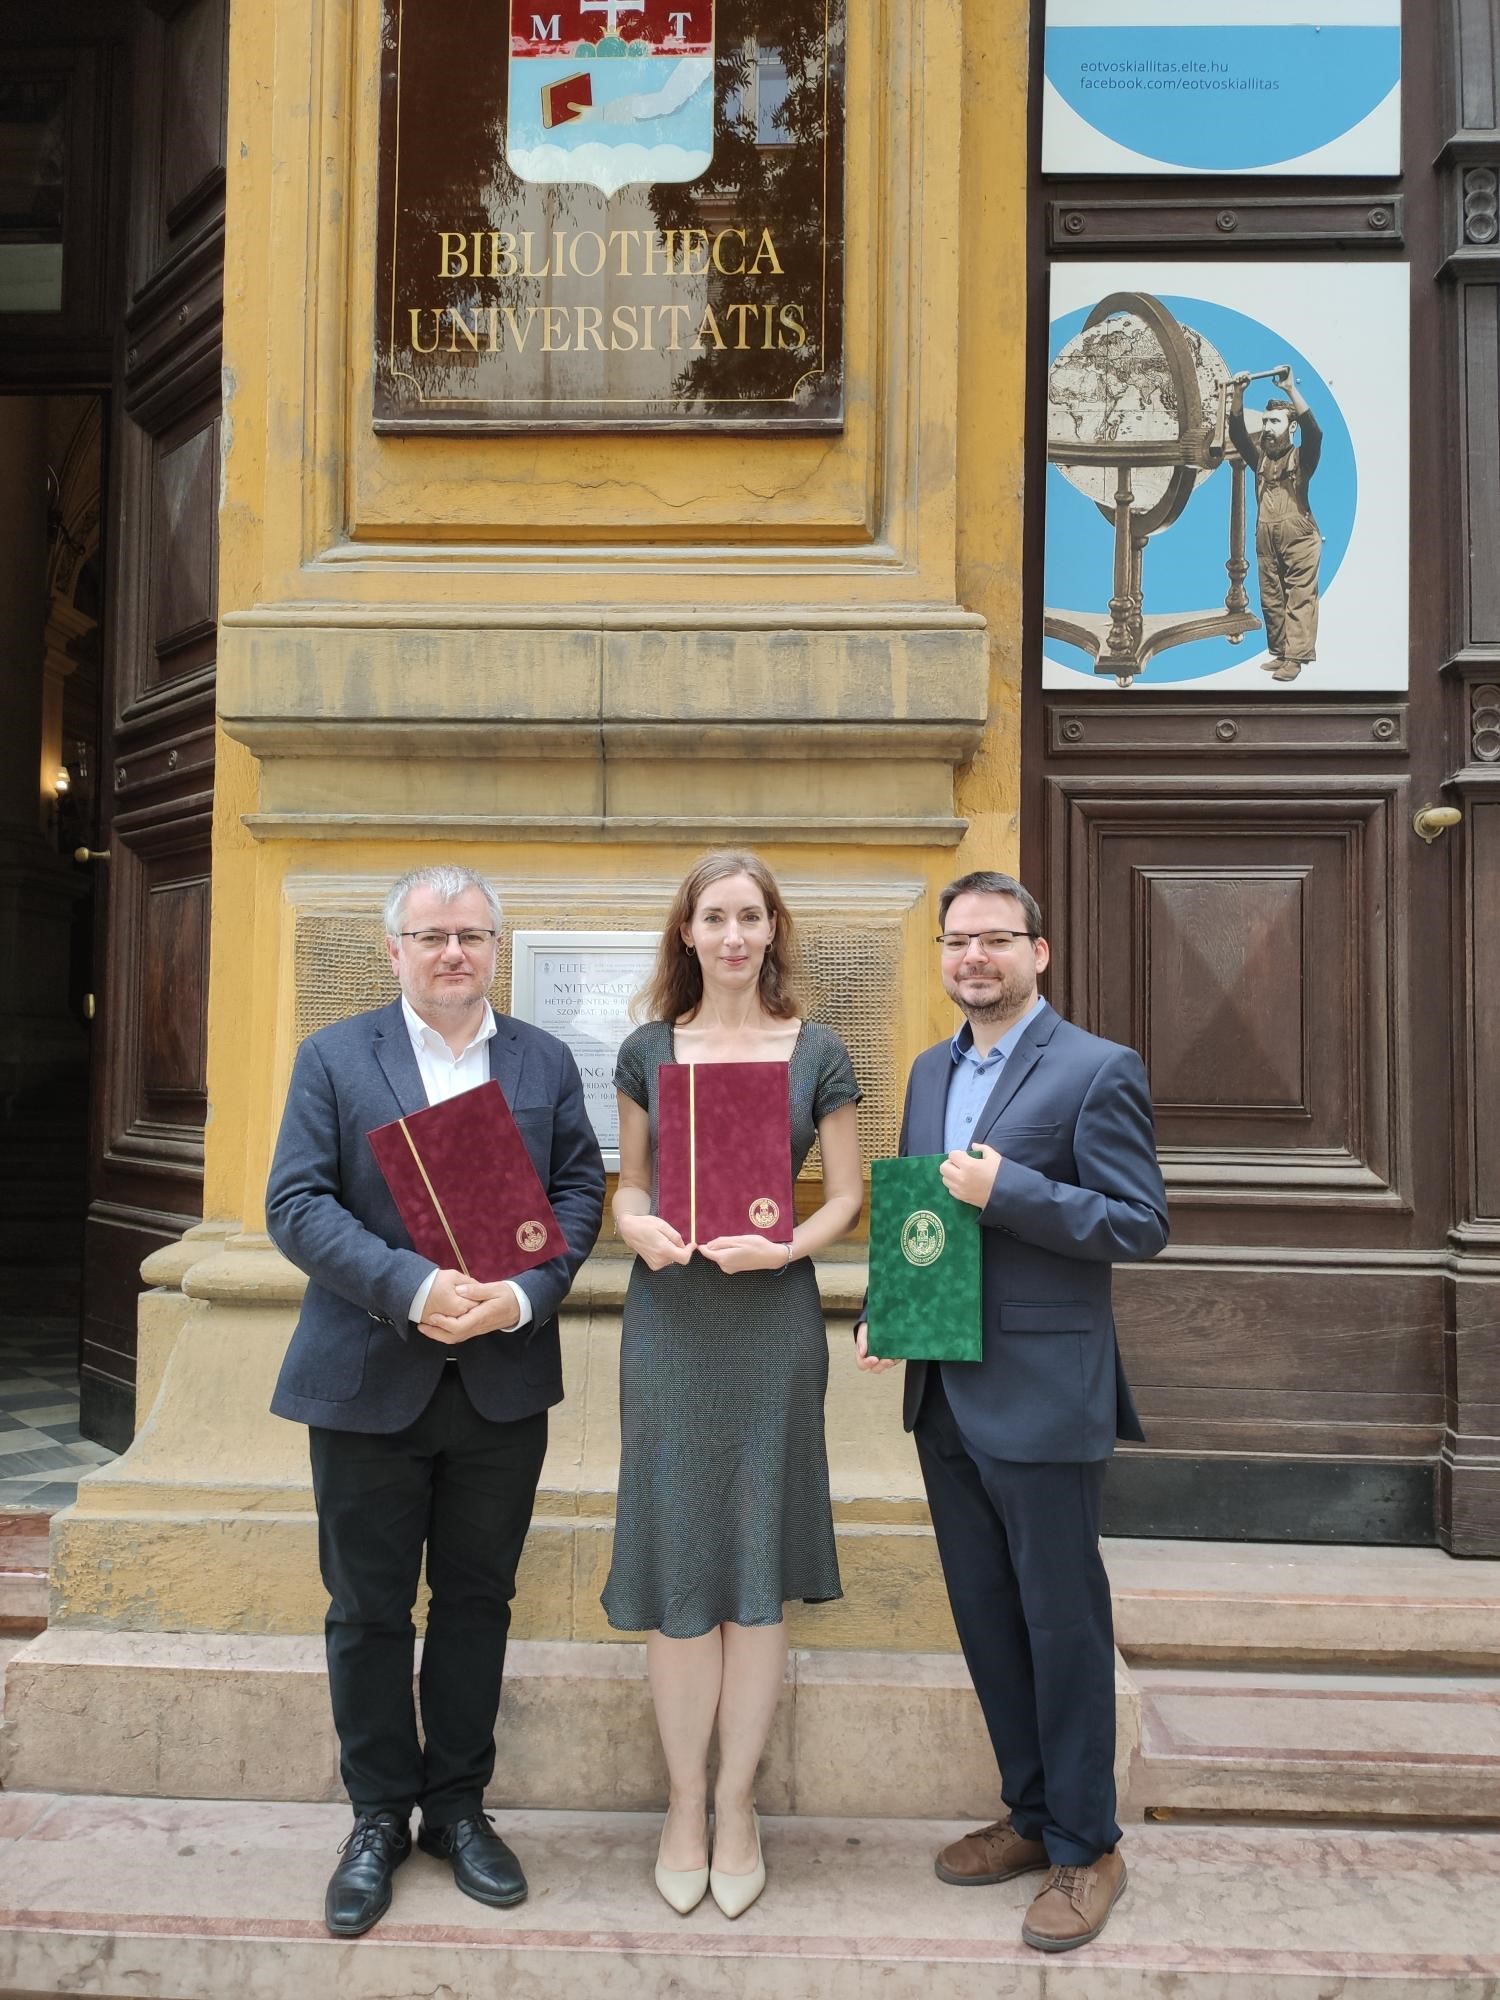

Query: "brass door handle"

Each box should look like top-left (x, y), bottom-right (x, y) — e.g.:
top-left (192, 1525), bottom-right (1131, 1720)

top-left (73, 846), bottom-right (110, 864)
top-left (1412, 805), bottom-right (1462, 844)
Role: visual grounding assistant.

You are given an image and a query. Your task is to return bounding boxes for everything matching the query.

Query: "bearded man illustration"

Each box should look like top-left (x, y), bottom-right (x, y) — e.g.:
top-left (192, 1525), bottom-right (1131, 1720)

top-left (1228, 365), bottom-right (1323, 683)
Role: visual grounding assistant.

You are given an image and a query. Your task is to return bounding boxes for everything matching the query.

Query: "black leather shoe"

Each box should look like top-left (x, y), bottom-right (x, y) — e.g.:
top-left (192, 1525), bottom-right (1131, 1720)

top-left (324, 1811), bottom-right (411, 1937)
top-left (417, 1812), bottom-right (528, 1907)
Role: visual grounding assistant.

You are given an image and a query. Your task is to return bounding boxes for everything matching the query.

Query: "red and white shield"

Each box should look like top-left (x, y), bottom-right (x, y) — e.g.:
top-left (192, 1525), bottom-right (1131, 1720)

top-left (508, 1), bottom-right (716, 196)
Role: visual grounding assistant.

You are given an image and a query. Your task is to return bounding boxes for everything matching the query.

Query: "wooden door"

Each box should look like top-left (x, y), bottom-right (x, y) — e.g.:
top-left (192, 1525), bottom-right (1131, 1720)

top-left (1023, 8), bottom-right (1485, 1544)
top-left (79, 0), bottom-right (225, 1448)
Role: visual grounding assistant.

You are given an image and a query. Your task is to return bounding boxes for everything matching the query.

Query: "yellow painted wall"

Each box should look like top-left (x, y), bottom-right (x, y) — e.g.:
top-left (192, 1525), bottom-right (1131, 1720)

top-left (205, 0), bottom-right (1029, 1232)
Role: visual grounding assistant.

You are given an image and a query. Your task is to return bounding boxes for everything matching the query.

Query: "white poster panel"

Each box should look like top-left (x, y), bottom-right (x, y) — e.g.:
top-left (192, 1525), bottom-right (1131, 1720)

top-left (1043, 1), bottom-right (1401, 178)
top-left (510, 931), bottom-right (657, 1169)
top-left (1043, 260), bottom-right (1409, 694)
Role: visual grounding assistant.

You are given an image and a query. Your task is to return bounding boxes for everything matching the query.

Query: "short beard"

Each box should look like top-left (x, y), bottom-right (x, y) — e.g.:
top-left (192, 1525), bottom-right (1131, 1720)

top-left (961, 995), bottom-right (1015, 1023)
top-left (421, 986), bottom-right (482, 1012)
top-left (1261, 429), bottom-right (1292, 459)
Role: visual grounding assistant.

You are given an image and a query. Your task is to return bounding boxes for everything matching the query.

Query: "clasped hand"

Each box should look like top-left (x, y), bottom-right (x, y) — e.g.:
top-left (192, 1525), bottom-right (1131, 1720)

top-left (939, 1142), bottom-right (1001, 1208)
top-left (419, 1269), bottom-right (522, 1345)
top-left (618, 1214), bottom-right (788, 1275)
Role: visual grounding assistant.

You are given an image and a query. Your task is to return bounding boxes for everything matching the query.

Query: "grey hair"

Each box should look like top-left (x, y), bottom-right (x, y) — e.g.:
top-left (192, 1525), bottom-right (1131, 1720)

top-left (383, 866), bottom-right (503, 939)
top-left (937, 870), bottom-right (1043, 936)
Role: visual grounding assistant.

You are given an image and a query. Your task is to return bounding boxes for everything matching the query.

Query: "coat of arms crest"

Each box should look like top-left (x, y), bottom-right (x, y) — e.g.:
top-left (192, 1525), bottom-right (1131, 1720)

top-left (508, 1), bottom-right (715, 197)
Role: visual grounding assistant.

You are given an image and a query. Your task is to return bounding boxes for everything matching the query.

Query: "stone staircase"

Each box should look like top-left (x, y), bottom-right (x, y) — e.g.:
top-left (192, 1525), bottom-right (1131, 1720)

top-left (4, 1536), bottom-right (1500, 1994)
top-left (4, 1242), bottom-right (1500, 1993)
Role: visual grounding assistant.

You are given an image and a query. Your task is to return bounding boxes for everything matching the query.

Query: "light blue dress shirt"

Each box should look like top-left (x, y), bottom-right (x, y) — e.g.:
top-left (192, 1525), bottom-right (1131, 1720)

top-left (942, 996), bottom-right (1047, 1154)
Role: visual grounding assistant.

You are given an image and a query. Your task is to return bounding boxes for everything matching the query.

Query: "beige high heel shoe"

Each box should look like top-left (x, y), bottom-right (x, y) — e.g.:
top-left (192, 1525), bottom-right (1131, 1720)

top-left (709, 1809), bottom-right (765, 1919)
top-left (654, 1817), bottom-right (709, 1915)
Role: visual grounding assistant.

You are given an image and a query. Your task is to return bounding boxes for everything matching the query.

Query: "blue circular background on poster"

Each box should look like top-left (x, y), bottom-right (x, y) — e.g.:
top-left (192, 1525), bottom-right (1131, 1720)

top-left (1044, 296), bottom-right (1358, 687)
top-left (1045, 27), bottom-right (1401, 172)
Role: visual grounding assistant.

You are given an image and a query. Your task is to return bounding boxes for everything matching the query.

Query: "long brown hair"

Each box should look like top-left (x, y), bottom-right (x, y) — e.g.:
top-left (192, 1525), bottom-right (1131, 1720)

top-left (636, 851), bottom-right (801, 1024)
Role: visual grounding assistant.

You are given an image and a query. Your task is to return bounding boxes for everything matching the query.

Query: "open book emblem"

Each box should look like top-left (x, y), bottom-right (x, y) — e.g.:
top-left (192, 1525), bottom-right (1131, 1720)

top-left (516, 1219), bottom-right (550, 1253)
top-left (900, 1210), bottom-right (945, 1268)
top-left (508, 2), bottom-right (715, 197)
top-left (748, 1197), bottom-right (781, 1230)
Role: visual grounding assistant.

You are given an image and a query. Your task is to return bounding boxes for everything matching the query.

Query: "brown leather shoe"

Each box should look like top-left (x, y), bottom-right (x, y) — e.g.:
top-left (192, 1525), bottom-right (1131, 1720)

top-left (934, 1818), bottom-right (1049, 1886)
top-left (1021, 1848), bottom-right (1127, 1952)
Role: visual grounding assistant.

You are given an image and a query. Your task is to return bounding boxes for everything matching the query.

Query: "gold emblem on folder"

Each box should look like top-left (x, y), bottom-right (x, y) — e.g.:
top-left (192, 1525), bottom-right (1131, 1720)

top-left (900, 1210), bottom-right (945, 1267)
top-left (748, 1197), bottom-right (781, 1230)
top-left (516, 1219), bottom-right (549, 1253)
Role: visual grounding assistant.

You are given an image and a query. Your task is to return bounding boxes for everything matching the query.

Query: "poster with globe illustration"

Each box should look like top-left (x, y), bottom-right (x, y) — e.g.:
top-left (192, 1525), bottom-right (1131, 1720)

top-left (1043, 1), bottom-right (1400, 177)
top-left (1043, 260), bottom-right (1408, 692)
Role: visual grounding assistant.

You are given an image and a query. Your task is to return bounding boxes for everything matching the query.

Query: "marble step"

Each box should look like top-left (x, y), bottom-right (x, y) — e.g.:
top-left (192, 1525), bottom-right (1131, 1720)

top-left (1108, 1538), bottom-right (1500, 1670)
top-left (2, 1795), bottom-right (1498, 1998)
top-left (0, 1515), bottom-right (48, 1638)
top-left (1133, 1666), bottom-right (1500, 1822)
top-left (0, 1630), bottom-right (1138, 1817)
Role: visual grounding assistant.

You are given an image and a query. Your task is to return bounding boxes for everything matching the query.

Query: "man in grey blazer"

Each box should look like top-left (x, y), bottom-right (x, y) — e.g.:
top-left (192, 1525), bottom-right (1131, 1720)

top-left (856, 870), bottom-right (1167, 1953)
top-left (266, 865), bottom-right (604, 1937)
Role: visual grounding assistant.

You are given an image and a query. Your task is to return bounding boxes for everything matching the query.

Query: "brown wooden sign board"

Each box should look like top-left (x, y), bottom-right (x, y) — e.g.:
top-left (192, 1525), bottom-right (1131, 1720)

top-left (374, 0), bottom-right (846, 432)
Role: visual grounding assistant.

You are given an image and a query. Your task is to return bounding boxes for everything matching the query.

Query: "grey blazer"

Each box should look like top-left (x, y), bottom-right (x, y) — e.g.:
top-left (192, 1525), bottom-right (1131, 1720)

top-left (266, 999), bottom-right (605, 1434)
top-left (899, 1001), bottom-right (1169, 1463)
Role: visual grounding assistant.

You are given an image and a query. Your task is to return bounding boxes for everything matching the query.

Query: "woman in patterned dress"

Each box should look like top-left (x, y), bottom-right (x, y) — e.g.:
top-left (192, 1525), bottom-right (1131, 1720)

top-left (604, 851), bottom-right (863, 1918)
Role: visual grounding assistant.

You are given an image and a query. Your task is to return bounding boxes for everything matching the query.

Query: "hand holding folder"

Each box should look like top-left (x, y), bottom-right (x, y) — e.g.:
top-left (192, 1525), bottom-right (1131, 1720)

top-left (866, 1154), bottom-right (983, 1361)
top-left (657, 1061), bottom-right (795, 1250)
top-left (367, 1080), bottom-right (568, 1287)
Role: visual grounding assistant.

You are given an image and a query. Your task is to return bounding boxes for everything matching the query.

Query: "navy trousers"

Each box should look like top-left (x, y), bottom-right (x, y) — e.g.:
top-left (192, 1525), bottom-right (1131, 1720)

top-left (309, 1366), bottom-right (547, 1827)
top-left (914, 1369), bottom-right (1120, 1865)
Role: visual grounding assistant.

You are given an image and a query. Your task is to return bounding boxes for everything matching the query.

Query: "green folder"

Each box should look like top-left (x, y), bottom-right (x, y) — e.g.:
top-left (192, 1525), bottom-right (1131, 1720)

top-left (866, 1154), bottom-right (983, 1362)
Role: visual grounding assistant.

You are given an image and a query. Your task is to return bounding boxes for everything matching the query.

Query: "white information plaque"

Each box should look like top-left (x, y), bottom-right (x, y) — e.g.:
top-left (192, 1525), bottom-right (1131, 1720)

top-left (510, 931), bottom-right (658, 1171)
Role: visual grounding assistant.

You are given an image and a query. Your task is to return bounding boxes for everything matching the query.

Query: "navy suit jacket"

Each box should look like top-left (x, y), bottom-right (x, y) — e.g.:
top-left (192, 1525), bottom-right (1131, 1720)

top-left (266, 998), bottom-right (605, 1434)
top-left (899, 1000), bottom-right (1168, 1463)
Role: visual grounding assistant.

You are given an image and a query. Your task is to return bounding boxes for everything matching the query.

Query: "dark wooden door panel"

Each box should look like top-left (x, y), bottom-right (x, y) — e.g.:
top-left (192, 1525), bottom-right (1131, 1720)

top-left (1022, 8), bottom-right (1471, 1544)
top-left (81, 0), bottom-right (225, 1449)
top-left (1048, 778), bottom-right (1407, 1207)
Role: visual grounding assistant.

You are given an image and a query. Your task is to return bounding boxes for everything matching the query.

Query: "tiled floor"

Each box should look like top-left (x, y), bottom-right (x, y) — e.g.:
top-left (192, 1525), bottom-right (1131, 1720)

top-left (0, 1318), bottom-right (115, 1512)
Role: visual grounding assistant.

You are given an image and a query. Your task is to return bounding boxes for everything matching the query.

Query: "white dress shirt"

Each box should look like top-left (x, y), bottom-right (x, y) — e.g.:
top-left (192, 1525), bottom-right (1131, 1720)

top-left (401, 997), bottom-right (534, 1331)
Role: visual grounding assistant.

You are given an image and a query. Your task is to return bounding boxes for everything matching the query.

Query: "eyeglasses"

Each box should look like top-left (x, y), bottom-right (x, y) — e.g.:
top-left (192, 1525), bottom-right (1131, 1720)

top-left (398, 929), bottom-right (498, 952)
top-left (935, 931), bottom-right (1036, 954)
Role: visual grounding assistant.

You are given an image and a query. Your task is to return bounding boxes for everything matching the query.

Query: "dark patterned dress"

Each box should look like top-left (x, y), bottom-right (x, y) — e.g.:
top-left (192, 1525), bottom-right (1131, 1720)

top-left (601, 1021), bottom-right (861, 1638)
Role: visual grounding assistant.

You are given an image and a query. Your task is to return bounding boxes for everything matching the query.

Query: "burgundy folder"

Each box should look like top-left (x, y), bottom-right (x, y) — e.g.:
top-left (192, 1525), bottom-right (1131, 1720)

top-left (367, 1080), bottom-right (567, 1283)
top-left (657, 1062), bottom-right (795, 1246)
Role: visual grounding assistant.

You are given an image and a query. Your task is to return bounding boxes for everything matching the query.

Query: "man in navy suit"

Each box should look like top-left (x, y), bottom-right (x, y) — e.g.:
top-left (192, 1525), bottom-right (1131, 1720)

top-left (856, 870), bottom-right (1167, 1953)
top-left (266, 865), bottom-right (604, 1938)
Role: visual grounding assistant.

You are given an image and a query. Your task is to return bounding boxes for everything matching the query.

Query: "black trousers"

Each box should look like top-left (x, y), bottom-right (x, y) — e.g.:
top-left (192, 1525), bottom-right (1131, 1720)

top-left (308, 1366), bottom-right (547, 1826)
top-left (914, 1370), bottom-right (1119, 1866)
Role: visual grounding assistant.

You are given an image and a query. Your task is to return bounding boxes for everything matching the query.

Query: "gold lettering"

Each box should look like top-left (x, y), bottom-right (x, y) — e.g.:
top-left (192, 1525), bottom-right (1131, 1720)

top-left (445, 307), bottom-right (483, 352)
top-left (711, 228), bottom-right (747, 276)
top-left (681, 228), bottom-right (710, 277)
top-left (643, 232), bottom-right (668, 278)
top-left (576, 304), bottom-right (605, 351)
top-left (494, 233), bottom-right (518, 279)
top-left (747, 228), bottom-right (784, 277)
top-left (540, 305), bottom-right (569, 351)
top-left (520, 232), bottom-right (551, 279)
top-left (438, 232), bottom-right (469, 278)
top-left (725, 302), bottom-right (756, 350)
top-left (501, 305), bottom-right (539, 350)
top-left (778, 302), bottom-right (808, 348)
top-left (608, 228), bottom-right (640, 277)
top-left (570, 231), bottom-right (606, 278)
top-left (611, 303), bottom-right (640, 350)
top-left (409, 308), bottom-right (442, 352)
top-left (661, 302), bottom-right (692, 351)
top-left (693, 303), bottom-right (726, 351)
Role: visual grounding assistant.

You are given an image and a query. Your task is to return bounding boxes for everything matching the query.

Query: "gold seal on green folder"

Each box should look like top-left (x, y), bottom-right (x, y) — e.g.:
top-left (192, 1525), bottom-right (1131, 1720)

top-left (867, 1155), bottom-right (983, 1362)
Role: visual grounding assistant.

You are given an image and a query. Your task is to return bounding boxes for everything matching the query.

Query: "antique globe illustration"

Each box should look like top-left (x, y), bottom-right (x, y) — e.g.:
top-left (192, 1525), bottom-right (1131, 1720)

top-left (1045, 292), bottom-right (1260, 687)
